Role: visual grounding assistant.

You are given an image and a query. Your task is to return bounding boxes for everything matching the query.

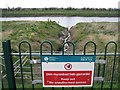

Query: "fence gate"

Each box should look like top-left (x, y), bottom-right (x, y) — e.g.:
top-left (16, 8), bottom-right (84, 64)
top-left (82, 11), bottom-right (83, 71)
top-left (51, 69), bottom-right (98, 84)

top-left (2, 40), bottom-right (118, 90)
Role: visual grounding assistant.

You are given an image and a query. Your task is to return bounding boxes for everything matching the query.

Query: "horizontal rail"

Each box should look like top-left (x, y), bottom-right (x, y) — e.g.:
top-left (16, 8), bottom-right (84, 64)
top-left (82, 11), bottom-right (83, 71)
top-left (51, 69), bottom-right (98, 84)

top-left (30, 59), bottom-right (107, 64)
top-left (32, 80), bottom-right (42, 84)
top-left (0, 52), bottom-right (120, 56)
top-left (14, 72), bottom-right (41, 74)
top-left (30, 59), bottom-right (41, 64)
top-left (94, 77), bottom-right (104, 81)
top-left (9, 52), bottom-right (120, 56)
top-left (0, 53), bottom-right (3, 56)
top-left (16, 67), bottom-right (41, 69)
top-left (95, 60), bottom-right (106, 64)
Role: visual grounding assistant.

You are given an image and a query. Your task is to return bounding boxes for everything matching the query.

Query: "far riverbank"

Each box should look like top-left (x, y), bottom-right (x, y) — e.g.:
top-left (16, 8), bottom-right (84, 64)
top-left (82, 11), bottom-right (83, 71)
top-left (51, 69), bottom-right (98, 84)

top-left (1, 8), bottom-right (119, 17)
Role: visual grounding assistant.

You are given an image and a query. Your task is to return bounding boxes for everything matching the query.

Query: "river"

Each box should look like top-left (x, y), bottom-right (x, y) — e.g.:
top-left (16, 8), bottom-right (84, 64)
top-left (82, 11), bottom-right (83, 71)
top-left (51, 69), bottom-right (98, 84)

top-left (0, 17), bottom-right (118, 29)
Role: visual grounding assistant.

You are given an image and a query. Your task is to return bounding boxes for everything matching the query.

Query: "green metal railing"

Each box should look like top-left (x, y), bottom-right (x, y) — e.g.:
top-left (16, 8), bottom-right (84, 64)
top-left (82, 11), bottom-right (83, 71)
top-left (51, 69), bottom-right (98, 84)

top-left (2, 40), bottom-right (16, 90)
top-left (101, 41), bottom-right (117, 90)
top-left (2, 40), bottom-right (119, 90)
top-left (19, 41), bottom-right (34, 90)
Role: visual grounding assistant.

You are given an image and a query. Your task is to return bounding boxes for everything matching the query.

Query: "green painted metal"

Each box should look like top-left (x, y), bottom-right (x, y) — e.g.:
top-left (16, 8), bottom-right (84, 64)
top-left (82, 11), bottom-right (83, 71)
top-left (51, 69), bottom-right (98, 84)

top-left (2, 40), bottom-right (118, 90)
top-left (97, 57), bottom-right (101, 78)
top-left (19, 41), bottom-right (34, 90)
top-left (83, 41), bottom-right (96, 90)
top-left (84, 41), bottom-right (96, 55)
top-left (2, 76), bottom-right (4, 89)
top-left (62, 41), bottom-right (75, 90)
top-left (40, 41), bottom-right (53, 90)
top-left (2, 40), bottom-right (16, 90)
top-left (62, 41), bottom-right (75, 55)
top-left (40, 41), bottom-right (53, 55)
top-left (109, 42), bottom-right (117, 90)
top-left (101, 41), bottom-right (117, 90)
top-left (1, 57), bottom-right (4, 89)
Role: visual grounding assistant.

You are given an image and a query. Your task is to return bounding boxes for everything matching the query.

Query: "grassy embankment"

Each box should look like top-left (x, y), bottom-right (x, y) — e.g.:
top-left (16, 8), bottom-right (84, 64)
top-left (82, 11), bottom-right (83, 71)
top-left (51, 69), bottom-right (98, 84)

top-left (2, 21), bottom-right (65, 52)
top-left (70, 22), bottom-right (118, 53)
top-left (2, 21), bottom-right (118, 52)
top-left (2, 9), bottom-right (119, 17)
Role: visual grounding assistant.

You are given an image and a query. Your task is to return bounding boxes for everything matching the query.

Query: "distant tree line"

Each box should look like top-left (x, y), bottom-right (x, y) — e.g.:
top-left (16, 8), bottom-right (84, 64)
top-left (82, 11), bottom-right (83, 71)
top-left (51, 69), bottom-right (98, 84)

top-left (2, 7), bottom-right (119, 11)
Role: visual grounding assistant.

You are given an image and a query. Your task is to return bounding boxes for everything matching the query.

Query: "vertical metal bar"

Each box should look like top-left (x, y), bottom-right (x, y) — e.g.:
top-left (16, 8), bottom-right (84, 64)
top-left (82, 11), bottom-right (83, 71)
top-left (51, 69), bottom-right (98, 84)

top-left (101, 55), bottom-right (106, 89)
top-left (62, 42), bottom-right (65, 90)
top-left (84, 41), bottom-right (96, 90)
top-left (0, 58), bottom-right (2, 90)
top-left (97, 57), bottom-right (101, 83)
top-left (97, 58), bottom-right (101, 77)
top-left (40, 41), bottom-right (53, 90)
top-left (97, 64), bottom-right (100, 80)
top-left (118, 20), bottom-right (120, 90)
top-left (62, 41), bottom-right (75, 90)
top-left (1, 58), bottom-right (4, 90)
top-left (2, 40), bottom-right (16, 90)
top-left (2, 77), bottom-right (4, 90)
top-left (19, 41), bottom-right (34, 90)
top-left (52, 87), bottom-right (54, 90)
top-left (81, 86), bottom-right (84, 90)
top-left (50, 43), bottom-right (54, 90)
top-left (97, 64), bottom-right (100, 77)
top-left (101, 43), bottom-right (107, 90)
top-left (101, 41), bottom-right (117, 90)
top-left (42, 87), bottom-right (44, 90)
top-left (29, 47), bottom-right (34, 90)
top-left (19, 42), bottom-right (25, 90)
top-left (62, 42), bottom-right (66, 90)
top-left (109, 42), bottom-right (117, 90)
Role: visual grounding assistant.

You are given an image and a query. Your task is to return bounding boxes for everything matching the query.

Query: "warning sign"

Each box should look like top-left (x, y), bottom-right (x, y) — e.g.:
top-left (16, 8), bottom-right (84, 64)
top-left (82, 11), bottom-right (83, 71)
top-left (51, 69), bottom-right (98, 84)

top-left (44, 71), bottom-right (92, 85)
top-left (41, 55), bottom-right (95, 87)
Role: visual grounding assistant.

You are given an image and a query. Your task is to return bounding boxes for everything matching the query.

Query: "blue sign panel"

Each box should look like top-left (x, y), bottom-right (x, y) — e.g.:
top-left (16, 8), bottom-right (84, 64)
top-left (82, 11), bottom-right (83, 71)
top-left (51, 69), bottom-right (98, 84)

top-left (41, 55), bottom-right (96, 62)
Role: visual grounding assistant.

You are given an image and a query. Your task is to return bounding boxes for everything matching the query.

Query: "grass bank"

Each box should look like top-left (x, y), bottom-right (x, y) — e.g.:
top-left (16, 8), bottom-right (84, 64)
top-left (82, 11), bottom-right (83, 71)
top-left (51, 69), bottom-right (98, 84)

top-left (70, 22), bottom-right (118, 53)
top-left (1, 21), bottom-right (119, 89)
top-left (1, 21), bottom-right (65, 52)
top-left (2, 9), bottom-right (119, 17)
top-left (1, 22), bottom-right (118, 52)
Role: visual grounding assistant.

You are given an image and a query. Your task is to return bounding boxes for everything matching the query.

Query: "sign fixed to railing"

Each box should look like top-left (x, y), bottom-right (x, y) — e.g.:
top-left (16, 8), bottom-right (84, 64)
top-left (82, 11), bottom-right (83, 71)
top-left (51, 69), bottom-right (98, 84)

top-left (41, 55), bottom-right (96, 87)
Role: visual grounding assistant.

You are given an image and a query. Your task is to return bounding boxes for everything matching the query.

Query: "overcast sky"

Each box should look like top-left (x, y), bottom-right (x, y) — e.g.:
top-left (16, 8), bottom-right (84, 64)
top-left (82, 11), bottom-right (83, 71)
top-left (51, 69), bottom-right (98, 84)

top-left (0, 0), bottom-right (119, 8)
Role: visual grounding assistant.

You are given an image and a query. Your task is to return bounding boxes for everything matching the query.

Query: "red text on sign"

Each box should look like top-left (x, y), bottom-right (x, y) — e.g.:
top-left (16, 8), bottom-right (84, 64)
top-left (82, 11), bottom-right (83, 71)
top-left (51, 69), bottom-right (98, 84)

top-left (44, 71), bottom-right (92, 86)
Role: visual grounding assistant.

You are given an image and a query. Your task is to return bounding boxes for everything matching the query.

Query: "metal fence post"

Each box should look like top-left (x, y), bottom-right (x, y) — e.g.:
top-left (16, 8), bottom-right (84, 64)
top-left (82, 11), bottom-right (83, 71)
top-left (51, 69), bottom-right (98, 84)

top-left (2, 40), bottom-right (16, 90)
top-left (40, 41), bottom-right (53, 90)
top-left (84, 41), bottom-right (96, 90)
